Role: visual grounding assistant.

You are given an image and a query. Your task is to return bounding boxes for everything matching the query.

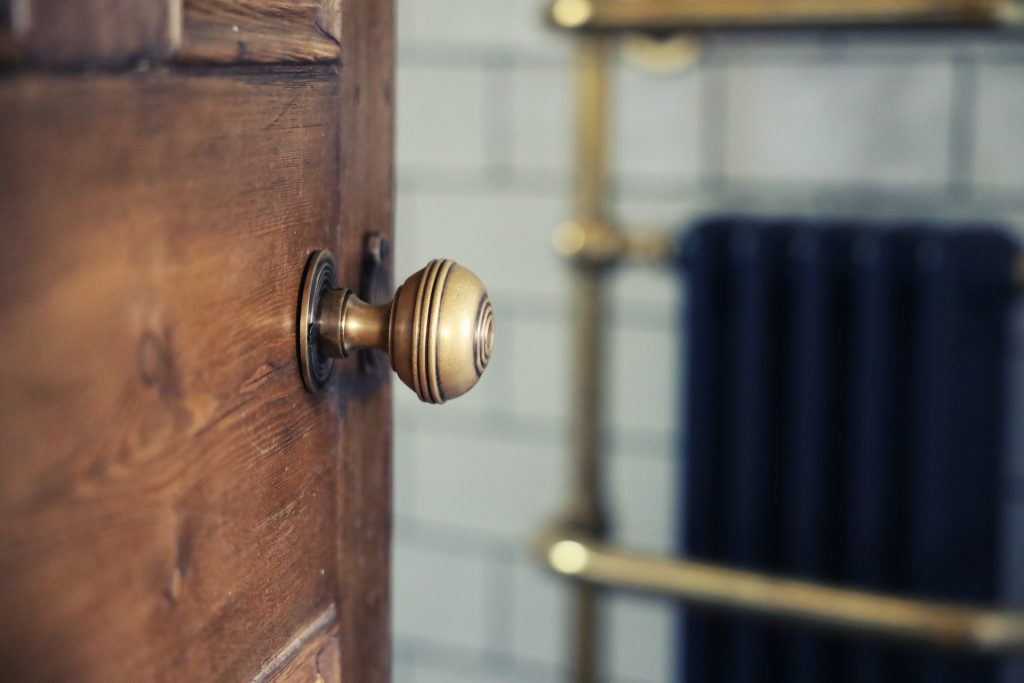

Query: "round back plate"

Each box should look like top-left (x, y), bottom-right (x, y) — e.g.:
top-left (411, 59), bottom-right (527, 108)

top-left (298, 250), bottom-right (338, 393)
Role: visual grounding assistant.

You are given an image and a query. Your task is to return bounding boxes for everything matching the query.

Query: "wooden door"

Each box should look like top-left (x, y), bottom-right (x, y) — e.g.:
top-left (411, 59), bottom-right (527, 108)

top-left (0, 2), bottom-right (393, 681)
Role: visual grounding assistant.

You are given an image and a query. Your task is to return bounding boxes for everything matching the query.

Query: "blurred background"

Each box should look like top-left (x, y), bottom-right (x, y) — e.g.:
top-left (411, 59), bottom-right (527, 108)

top-left (389, 2), bottom-right (1024, 682)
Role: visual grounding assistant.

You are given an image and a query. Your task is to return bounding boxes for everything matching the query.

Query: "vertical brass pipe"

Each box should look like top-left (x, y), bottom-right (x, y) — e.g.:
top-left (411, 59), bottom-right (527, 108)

top-left (568, 268), bottom-right (606, 683)
top-left (564, 35), bottom-right (612, 683)
top-left (574, 38), bottom-right (611, 226)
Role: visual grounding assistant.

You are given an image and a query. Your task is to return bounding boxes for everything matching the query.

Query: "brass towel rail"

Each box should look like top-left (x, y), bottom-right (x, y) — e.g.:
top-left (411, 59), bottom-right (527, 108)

top-left (537, 525), bottom-right (1024, 653)
top-left (548, 0), bottom-right (1024, 32)
top-left (545, 11), bottom-right (1024, 681)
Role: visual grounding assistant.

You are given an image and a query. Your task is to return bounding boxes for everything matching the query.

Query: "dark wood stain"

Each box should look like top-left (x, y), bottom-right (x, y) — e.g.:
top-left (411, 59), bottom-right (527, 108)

top-left (0, 0), bottom-right (395, 678)
top-left (0, 65), bottom-right (368, 682)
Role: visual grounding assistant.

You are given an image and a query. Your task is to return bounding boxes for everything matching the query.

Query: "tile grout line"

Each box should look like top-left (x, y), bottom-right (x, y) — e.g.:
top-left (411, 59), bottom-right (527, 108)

top-left (947, 50), bottom-right (978, 203)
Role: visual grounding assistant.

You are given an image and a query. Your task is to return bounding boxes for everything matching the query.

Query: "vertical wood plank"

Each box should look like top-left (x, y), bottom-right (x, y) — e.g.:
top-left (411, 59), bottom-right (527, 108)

top-left (334, 0), bottom-right (395, 681)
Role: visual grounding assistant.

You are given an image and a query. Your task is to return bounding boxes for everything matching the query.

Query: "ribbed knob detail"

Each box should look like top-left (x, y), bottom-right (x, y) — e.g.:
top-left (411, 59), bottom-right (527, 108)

top-left (390, 259), bottom-right (494, 404)
top-left (474, 296), bottom-right (495, 377)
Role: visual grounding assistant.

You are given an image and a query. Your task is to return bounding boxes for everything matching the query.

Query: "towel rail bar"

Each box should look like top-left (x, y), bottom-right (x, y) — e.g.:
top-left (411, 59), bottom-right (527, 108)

top-left (538, 523), bottom-right (1024, 653)
top-left (548, 0), bottom-right (1024, 32)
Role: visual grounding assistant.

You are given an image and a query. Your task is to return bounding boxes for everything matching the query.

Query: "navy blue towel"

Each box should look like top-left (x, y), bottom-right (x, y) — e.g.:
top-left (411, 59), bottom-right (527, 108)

top-left (676, 218), bottom-right (1016, 683)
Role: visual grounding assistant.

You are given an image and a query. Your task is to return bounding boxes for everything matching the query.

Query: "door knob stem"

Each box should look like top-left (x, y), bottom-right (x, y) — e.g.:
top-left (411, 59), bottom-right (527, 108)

top-left (317, 290), bottom-right (391, 358)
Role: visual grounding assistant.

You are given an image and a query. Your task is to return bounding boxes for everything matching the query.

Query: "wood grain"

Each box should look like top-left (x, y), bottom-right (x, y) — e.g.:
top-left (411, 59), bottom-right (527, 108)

top-left (180, 0), bottom-right (339, 64)
top-left (0, 66), bottom-right (345, 683)
top-left (334, 0), bottom-right (396, 681)
top-left (3, 0), bottom-right (339, 66)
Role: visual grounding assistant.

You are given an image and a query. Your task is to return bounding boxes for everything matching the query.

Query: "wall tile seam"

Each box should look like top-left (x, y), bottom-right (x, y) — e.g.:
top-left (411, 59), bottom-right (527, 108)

top-left (947, 52), bottom-right (978, 202)
top-left (398, 45), bottom-right (569, 68)
top-left (396, 166), bottom-right (714, 197)
top-left (720, 176), bottom-right (955, 196)
top-left (396, 168), bottom-right (570, 193)
top-left (396, 634), bottom-right (573, 681)
top-left (485, 554), bottom-right (519, 663)
top-left (394, 519), bottom-right (543, 557)
top-left (402, 411), bottom-right (680, 447)
top-left (399, 168), bottom-right (1024, 207)
top-left (411, 435), bottom-right (677, 463)
top-left (396, 164), bottom-right (708, 193)
top-left (483, 59), bottom-right (517, 178)
top-left (393, 407), bottom-right (569, 437)
top-left (397, 40), bottom-right (1024, 69)
top-left (698, 62), bottom-right (728, 192)
top-left (710, 50), bottom-right (959, 67)
top-left (398, 521), bottom-right (559, 547)
top-left (608, 306), bottom-right (686, 330)
top-left (391, 636), bottom-right (492, 670)
top-left (709, 185), bottom-right (1024, 214)
top-left (401, 397), bottom-right (682, 436)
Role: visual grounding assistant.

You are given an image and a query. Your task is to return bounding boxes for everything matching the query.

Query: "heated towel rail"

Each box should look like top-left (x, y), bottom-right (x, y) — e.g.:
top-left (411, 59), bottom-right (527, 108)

top-left (548, 0), bottom-right (1024, 31)
top-left (536, 4), bottom-right (1024, 683)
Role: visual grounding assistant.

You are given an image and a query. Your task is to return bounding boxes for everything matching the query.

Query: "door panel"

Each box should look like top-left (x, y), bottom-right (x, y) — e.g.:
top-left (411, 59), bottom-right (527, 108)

top-left (0, 66), bottom-right (366, 681)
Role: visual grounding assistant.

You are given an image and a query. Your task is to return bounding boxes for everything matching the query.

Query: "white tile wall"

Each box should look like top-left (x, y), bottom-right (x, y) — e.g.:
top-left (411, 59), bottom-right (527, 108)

top-left (510, 553), bottom-right (571, 669)
top-left (411, 430), bottom-right (566, 541)
top-left (607, 440), bottom-right (679, 555)
top-left (609, 324), bottom-right (680, 435)
top-left (403, 187), bottom-right (569, 305)
top-left (511, 64), bottom-right (573, 176)
top-left (723, 62), bottom-right (954, 188)
top-left (613, 62), bottom-right (702, 189)
top-left (406, 663), bottom-right (532, 683)
top-left (397, 64), bottom-right (489, 174)
top-left (404, 0), bottom-right (525, 53)
top-left (392, 4), bottom-right (1024, 682)
top-left (603, 594), bottom-right (678, 683)
top-left (392, 658), bottom-right (417, 683)
top-left (394, 422), bottom-right (417, 523)
top-left (402, 0), bottom-right (568, 59)
top-left (508, 314), bottom-right (570, 423)
top-left (393, 539), bottom-right (492, 652)
top-left (398, 655), bottom-right (563, 683)
top-left (973, 62), bottom-right (1024, 194)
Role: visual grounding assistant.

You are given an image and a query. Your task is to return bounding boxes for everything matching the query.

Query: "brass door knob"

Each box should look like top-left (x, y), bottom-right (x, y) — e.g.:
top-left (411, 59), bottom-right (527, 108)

top-left (299, 250), bottom-right (494, 403)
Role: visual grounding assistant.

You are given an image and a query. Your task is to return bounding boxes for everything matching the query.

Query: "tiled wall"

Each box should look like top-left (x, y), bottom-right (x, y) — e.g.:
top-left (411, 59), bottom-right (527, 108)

top-left (391, 2), bottom-right (1024, 681)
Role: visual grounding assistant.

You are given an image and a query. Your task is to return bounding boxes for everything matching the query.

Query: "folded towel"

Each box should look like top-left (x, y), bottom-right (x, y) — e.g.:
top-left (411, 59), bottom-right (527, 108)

top-left (676, 218), bottom-right (1017, 683)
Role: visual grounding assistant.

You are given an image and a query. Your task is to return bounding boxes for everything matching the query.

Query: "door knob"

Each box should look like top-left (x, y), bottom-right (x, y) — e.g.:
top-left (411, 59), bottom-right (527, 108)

top-left (299, 249), bottom-right (494, 404)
